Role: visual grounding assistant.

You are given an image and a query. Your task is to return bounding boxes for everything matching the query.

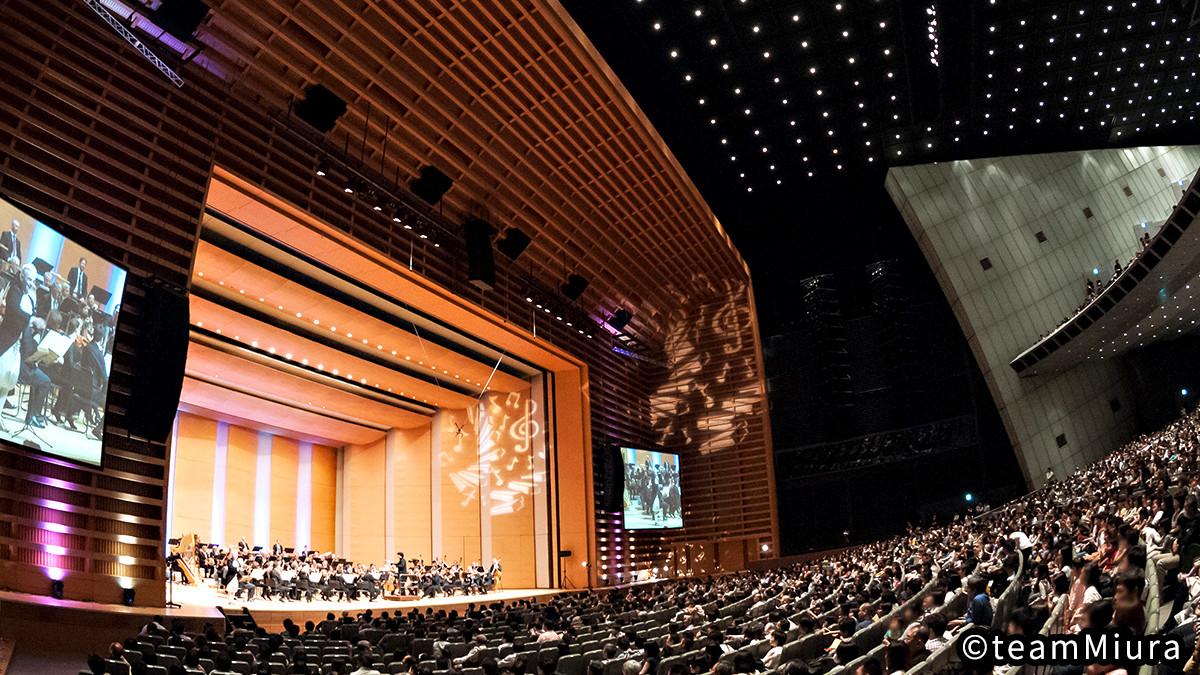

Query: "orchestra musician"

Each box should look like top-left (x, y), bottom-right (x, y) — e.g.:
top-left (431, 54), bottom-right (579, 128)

top-left (66, 256), bottom-right (88, 300)
top-left (0, 264), bottom-right (37, 400)
top-left (48, 322), bottom-right (106, 437)
top-left (18, 315), bottom-right (51, 428)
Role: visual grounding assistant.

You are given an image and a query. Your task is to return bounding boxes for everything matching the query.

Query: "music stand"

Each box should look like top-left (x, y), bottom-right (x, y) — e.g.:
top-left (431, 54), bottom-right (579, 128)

top-left (30, 258), bottom-right (53, 278)
top-left (165, 551), bottom-right (182, 609)
top-left (88, 285), bottom-right (112, 306)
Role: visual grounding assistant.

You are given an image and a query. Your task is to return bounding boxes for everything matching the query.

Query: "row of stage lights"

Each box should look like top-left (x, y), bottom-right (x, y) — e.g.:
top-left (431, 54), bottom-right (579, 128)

top-left (315, 157), bottom-right (442, 248)
top-left (524, 292), bottom-right (595, 340)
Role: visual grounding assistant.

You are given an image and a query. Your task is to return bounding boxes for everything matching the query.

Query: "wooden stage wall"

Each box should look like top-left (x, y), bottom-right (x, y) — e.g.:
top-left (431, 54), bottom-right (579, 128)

top-left (169, 412), bottom-right (338, 553)
top-left (172, 395), bottom-right (542, 587)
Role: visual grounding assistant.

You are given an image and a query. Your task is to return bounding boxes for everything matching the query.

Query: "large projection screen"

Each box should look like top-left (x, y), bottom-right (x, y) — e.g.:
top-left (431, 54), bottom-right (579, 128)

top-left (620, 447), bottom-right (683, 529)
top-left (0, 195), bottom-right (126, 466)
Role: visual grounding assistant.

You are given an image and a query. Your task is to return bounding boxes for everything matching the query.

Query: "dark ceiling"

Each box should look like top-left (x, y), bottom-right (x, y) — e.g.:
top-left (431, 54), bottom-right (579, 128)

top-left (565, 0), bottom-right (1200, 317)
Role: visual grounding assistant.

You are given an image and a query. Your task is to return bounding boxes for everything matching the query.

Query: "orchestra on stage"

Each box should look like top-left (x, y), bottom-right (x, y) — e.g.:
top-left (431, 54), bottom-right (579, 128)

top-left (177, 536), bottom-right (504, 603)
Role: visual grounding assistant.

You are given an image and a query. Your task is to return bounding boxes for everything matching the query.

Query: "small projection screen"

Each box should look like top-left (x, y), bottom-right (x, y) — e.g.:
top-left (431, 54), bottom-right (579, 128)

top-left (620, 447), bottom-right (683, 529)
top-left (0, 195), bottom-right (126, 466)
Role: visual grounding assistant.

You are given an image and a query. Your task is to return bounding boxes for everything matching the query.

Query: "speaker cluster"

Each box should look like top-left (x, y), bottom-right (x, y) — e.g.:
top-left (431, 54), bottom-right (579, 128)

top-left (293, 83), bottom-right (625, 344)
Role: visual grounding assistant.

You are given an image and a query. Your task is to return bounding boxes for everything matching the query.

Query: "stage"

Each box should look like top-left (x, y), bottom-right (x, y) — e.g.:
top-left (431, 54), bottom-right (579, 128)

top-left (167, 583), bottom-right (559, 629)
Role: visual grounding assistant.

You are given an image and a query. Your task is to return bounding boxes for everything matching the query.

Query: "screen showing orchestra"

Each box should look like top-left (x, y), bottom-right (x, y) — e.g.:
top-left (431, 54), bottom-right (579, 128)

top-left (620, 447), bottom-right (683, 529)
top-left (0, 196), bottom-right (125, 466)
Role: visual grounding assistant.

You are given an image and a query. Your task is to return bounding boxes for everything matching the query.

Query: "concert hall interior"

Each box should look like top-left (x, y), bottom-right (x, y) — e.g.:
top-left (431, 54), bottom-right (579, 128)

top-left (0, 0), bottom-right (779, 668)
top-left (11, 0), bottom-right (1200, 673)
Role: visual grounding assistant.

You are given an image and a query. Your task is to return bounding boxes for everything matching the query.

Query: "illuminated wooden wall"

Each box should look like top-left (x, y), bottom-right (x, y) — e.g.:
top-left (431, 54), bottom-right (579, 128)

top-left (168, 412), bottom-right (338, 553)
top-left (0, 0), bottom-right (774, 602)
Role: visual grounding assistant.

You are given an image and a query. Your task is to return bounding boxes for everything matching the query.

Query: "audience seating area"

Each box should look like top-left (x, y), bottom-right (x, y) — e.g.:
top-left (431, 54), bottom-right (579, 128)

top-left (83, 407), bottom-right (1200, 675)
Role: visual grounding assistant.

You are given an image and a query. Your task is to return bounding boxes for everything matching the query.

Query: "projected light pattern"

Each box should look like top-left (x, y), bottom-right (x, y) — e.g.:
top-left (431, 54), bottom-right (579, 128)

top-left (442, 391), bottom-right (544, 517)
top-left (653, 279), bottom-right (764, 456)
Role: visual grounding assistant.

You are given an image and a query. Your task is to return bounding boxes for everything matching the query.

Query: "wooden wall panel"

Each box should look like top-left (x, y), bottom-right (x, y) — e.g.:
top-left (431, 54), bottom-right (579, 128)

top-left (481, 391), bottom-right (537, 588)
top-left (269, 436), bottom-right (299, 549)
top-left (344, 438), bottom-right (386, 564)
top-left (309, 445), bottom-right (338, 554)
top-left (393, 426), bottom-right (432, 562)
top-left (0, 0), bottom-right (210, 606)
top-left (435, 409), bottom-right (480, 566)
top-left (170, 413), bottom-right (219, 542)
top-left (223, 426), bottom-right (257, 549)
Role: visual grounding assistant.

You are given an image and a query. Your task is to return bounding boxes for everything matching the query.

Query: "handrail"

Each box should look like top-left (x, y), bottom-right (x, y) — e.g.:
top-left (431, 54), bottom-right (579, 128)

top-left (991, 550), bottom-right (1027, 631)
top-left (1010, 167), bottom-right (1200, 375)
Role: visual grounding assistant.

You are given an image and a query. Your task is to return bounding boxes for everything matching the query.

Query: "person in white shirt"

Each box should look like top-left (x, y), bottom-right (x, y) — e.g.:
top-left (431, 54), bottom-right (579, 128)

top-left (454, 634), bottom-right (490, 667)
top-left (535, 622), bottom-right (560, 643)
top-left (761, 631), bottom-right (786, 670)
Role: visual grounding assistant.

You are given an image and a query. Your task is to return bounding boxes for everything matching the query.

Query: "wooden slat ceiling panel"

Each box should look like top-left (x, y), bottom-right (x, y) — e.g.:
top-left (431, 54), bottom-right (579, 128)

top-left (197, 0), bottom-right (747, 342)
top-left (192, 241), bottom-right (530, 393)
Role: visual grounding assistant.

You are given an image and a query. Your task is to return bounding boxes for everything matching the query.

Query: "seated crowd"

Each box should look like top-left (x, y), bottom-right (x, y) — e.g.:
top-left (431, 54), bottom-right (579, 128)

top-left (87, 405), bottom-right (1200, 675)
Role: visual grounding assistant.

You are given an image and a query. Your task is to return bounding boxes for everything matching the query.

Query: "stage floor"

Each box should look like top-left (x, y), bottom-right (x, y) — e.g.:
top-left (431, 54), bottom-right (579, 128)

top-left (165, 583), bottom-right (560, 629)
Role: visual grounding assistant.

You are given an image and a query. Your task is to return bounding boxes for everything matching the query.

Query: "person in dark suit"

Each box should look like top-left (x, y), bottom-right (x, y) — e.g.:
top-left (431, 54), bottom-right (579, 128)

top-left (34, 273), bottom-right (55, 320)
top-left (0, 221), bottom-right (22, 303)
top-left (356, 567), bottom-right (381, 601)
top-left (0, 219), bottom-right (22, 265)
top-left (67, 257), bottom-right (88, 300)
top-left (50, 324), bottom-right (105, 430)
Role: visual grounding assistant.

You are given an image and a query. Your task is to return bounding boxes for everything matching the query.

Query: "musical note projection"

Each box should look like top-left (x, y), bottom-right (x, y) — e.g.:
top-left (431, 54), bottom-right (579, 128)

top-left (428, 387), bottom-right (542, 588)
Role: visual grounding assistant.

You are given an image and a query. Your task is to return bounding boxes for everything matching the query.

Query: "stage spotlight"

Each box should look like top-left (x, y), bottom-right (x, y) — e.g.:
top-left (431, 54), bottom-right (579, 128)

top-left (371, 192), bottom-right (385, 212)
top-left (51, 579), bottom-right (64, 599)
top-left (1183, 388), bottom-right (1190, 397)
top-left (344, 177), bottom-right (361, 194)
top-left (315, 157), bottom-right (329, 177)
top-left (964, 492), bottom-right (974, 503)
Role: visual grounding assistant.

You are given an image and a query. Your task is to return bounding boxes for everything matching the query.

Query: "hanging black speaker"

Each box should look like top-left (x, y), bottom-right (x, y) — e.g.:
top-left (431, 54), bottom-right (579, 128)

top-left (496, 228), bottom-right (531, 260)
top-left (411, 166), bottom-right (453, 205)
top-left (126, 278), bottom-right (189, 443)
top-left (599, 444), bottom-right (625, 513)
top-left (463, 218), bottom-right (495, 291)
top-left (294, 84), bottom-right (347, 134)
top-left (561, 274), bottom-right (588, 301)
top-left (610, 309), bottom-right (633, 331)
top-left (151, 0), bottom-right (209, 41)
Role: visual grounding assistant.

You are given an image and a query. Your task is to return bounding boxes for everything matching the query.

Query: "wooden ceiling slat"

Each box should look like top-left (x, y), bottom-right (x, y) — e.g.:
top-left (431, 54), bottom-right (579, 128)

top-left (197, 0), bottom-right (748, 342)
